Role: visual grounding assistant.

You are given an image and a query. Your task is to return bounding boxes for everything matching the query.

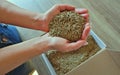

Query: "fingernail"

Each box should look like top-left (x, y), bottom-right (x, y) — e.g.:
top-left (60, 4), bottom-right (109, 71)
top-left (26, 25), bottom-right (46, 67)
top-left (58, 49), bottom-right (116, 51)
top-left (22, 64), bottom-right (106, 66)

top-left (83, 41), bottom-right (88, 46)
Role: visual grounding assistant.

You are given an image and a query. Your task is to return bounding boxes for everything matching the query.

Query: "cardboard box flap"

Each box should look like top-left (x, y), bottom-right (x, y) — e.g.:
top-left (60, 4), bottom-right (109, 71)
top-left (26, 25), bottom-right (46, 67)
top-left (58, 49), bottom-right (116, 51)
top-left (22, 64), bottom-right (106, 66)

top-left (66, 48), bottom-right (120, 75)
top-left (107, 49), bottom-right (120, 68)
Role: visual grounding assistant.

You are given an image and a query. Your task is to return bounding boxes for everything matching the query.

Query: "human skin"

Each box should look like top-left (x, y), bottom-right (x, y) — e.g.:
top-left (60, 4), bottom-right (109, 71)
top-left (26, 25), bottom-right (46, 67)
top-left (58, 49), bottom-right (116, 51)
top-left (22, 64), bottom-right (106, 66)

top-left (0, 0), bottom-right (90, 74)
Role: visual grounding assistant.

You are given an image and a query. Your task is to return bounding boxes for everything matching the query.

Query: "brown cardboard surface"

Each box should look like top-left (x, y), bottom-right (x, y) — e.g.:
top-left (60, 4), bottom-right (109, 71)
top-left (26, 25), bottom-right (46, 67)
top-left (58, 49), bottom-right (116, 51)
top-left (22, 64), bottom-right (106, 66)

top-left (66, 48), bottom-right (120, 75)
top-left (108, 49), bottom-right (120, 68)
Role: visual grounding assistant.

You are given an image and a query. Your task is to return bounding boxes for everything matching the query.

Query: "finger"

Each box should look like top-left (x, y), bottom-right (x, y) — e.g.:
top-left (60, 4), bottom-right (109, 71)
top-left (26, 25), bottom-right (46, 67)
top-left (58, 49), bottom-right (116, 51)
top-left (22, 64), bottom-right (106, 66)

top-left (81, 23), bottom-right (91, 40)
top-left (56, 4), bottom-right (75, 11)
top-left (65, 40), bottom-right (86, 52)
top-left (81, 13), bottom-right (89, 22)
top-left (75, 8), bottom-right (88, 14)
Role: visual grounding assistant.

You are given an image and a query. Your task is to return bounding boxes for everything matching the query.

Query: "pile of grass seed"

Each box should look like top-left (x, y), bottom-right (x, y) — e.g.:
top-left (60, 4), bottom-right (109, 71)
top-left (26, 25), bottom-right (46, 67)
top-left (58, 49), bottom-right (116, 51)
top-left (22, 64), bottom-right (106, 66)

top-left (49, 11), bottom-right (85, 42)
top-left (47, 11), bottom-right (100, 75)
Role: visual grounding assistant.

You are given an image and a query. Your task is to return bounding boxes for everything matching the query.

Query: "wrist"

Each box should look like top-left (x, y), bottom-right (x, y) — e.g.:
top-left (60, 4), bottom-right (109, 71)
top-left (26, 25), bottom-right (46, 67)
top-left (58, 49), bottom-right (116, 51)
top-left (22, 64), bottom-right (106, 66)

top-left (32, 36), bottom-right (52, 53)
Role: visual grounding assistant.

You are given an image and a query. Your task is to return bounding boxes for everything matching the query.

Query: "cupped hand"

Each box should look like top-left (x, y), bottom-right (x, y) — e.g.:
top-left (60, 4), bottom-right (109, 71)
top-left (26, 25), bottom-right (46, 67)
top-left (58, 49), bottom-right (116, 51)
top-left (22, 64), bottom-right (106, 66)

top-left (42, 4), bottom-right (90, 35)
top-left (41, 4), bottom-right (75, 32)
top-left (41, 4), bottom-right (91, 52)
top-left (43, 26), bottom-right (90, 52)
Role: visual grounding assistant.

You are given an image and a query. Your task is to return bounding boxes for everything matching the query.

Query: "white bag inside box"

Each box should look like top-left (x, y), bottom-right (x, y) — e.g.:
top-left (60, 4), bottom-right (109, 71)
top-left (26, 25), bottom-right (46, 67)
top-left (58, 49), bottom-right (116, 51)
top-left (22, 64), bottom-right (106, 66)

top-left (66, 48), bottom-right (120, 75)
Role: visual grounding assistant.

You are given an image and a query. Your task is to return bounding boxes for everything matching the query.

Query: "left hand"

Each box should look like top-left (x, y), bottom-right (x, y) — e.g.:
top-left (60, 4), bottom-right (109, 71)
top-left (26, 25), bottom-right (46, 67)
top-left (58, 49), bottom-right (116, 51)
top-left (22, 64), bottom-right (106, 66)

top-left (41, 33), bottom-right (87, 52)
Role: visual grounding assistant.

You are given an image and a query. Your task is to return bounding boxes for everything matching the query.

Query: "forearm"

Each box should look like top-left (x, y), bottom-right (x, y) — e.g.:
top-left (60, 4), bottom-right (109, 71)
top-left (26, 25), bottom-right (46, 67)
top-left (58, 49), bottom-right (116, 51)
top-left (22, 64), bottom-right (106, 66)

top-left (0, 0), bottom-right (43, 30)
top-left (0, 37), bottom-right (49, 74)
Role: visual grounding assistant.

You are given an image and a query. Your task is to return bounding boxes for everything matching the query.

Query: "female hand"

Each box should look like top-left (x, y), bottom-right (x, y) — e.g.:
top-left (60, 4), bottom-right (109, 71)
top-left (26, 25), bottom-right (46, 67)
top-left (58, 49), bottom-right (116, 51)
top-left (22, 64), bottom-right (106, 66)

top-left (41, 4), bottom-right (89, 31)
top-left (42, 4), bottom-right (90, 39)
top-left (41, 4), bottom-right (75, 32)
top-left (40, 4), bottom-right (91, 52)
top-left (42, 28), bottom-right (89, 52)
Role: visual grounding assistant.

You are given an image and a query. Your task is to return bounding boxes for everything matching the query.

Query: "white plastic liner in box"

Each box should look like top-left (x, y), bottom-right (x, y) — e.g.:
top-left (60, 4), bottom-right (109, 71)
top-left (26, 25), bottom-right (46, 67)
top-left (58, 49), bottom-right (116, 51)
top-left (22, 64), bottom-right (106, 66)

top-left (41, 30), bottom-right (107, 75)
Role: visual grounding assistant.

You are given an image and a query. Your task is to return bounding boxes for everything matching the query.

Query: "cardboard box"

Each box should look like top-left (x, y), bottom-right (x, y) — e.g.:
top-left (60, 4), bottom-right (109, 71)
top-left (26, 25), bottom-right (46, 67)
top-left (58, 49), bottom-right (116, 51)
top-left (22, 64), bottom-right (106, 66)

top-left (39, 31), bottom-right (120, 75)
top-left (66, 48), bottom-right (120, 75)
